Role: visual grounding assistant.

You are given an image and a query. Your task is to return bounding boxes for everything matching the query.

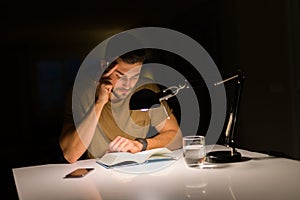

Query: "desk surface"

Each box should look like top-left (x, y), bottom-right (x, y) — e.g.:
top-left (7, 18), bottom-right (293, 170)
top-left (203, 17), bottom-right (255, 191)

top-left (13, 145), bottom-right (300, 200)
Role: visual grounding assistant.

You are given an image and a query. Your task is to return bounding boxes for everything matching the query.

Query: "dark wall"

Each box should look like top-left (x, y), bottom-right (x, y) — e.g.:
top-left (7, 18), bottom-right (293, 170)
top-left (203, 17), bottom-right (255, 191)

top-left (234, 0), bottom-right (300, 159)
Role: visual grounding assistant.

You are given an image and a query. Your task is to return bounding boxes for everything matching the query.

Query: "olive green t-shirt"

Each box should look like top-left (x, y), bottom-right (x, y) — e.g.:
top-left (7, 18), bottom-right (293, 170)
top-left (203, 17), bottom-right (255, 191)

top-left (87, 82), bottom-right (172, 158)
top-left (64, 77), bottom-right (173, 159)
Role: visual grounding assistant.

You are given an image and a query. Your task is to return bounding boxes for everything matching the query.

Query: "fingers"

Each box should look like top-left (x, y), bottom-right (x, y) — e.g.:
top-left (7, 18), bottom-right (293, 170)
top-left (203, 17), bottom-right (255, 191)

top-left (95, 79), bottom-right (113, 104)
top-left (109, 136), bottom-right (139, 153)
top-left (98, 75), bottom-right (113, 92)
top-left (99, 64), bottom-right (117, 85)
top-left (102, 65), bottom-right (118, 78)
top-left (95, 64), bottom-right (117, 104)
top-left (98, 64), bottom-right (117, 89)
top-left (99, 77), bottom-right (112, 85)
top-left (109, 136), bottom-right (128, 152)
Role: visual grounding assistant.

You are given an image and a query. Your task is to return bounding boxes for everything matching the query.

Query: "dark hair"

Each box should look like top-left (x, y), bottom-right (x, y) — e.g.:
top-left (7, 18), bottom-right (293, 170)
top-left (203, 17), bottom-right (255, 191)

top-left (119, 49), bottom-right (146, 64)
top-left (105, 49), bottom-right (146, 71)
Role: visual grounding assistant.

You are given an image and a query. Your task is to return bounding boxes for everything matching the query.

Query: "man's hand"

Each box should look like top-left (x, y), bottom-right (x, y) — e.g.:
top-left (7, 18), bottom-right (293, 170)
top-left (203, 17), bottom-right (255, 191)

top-left (95, 65), bottom-right (118, 105)
top-left (108, 136), bottom-right (143, 153)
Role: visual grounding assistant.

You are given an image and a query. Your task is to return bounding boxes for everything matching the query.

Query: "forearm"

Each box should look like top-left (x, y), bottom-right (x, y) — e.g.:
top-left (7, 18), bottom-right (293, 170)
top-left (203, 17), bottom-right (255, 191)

top-left (60, 102), bottom-right (105, 163)
top-left (59, 128), bottom-right (88, 163)
top-left (146, 129), bottom-right (183, 150)
top-left (146, 114), bottom-right (183, 150)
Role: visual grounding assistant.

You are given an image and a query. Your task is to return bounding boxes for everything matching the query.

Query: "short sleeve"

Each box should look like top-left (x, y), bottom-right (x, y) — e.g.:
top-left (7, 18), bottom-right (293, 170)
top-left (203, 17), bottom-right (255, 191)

top-left (149, 100), bottom-right (173, 127)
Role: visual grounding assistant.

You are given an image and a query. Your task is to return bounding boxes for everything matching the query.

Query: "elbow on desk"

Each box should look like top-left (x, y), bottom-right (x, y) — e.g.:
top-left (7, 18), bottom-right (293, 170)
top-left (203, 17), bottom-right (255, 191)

top-left (59, 145), bottom-right (80, 164)
top-left (63, 153), bottom-right (78, 164)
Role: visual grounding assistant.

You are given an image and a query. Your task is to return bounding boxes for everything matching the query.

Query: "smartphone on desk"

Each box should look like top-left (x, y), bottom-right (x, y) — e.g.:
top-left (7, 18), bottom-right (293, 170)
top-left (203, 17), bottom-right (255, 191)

top-left (64, 168), bottom-right (94, 178)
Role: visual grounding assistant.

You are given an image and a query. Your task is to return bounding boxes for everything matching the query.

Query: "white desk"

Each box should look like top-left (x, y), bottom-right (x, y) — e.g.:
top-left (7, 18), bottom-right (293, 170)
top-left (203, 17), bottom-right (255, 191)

top-left (13, 145), bottom-right (300, 200)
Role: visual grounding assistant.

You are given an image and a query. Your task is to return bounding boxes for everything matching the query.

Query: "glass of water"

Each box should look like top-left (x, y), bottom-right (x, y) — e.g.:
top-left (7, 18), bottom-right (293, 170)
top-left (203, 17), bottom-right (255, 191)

top-left (183, 135), bottom-right (206, 167)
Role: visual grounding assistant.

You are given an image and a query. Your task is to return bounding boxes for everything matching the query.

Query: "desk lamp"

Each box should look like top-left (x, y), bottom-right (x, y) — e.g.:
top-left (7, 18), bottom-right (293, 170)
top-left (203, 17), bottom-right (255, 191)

top-left (206, 70), bottom-right (245, 163)
top-left (129, 70), bottom-right (246, 163)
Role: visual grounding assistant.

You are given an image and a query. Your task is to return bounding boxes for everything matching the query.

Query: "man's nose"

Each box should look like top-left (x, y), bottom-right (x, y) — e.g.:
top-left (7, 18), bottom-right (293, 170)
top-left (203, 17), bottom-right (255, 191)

top-left (121, 78), bottom-right (131, 89)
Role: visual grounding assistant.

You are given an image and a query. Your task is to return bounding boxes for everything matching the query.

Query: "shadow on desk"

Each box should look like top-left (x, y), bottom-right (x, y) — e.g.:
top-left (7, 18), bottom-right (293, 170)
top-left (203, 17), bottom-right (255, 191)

top-left (242, 148), bottom-right (298, 160)
top-left (187, 156), bottom-right (252, 170)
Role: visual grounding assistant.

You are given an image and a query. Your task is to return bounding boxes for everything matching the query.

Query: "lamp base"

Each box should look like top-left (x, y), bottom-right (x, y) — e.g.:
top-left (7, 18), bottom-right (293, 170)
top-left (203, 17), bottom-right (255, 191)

top-left (206, 150), bottom-right (242, 163)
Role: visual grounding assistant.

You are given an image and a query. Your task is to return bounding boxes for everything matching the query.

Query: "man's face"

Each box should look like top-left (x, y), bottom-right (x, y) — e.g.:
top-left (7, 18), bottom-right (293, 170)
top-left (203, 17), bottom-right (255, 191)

top-left (110, 59), bottom-right (142, 100)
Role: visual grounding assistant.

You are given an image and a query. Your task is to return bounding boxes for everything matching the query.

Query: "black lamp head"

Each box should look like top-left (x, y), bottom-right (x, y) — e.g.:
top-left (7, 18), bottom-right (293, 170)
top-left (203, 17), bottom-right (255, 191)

top-left (129, 89), bottom-right (161, 111)
top-left (129, 87), bottom-right (175, 111)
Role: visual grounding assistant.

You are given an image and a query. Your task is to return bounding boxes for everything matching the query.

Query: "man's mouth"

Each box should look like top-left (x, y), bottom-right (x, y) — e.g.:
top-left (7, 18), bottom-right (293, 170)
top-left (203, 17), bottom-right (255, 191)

top-left (118, 88), bottom-right (131, 93)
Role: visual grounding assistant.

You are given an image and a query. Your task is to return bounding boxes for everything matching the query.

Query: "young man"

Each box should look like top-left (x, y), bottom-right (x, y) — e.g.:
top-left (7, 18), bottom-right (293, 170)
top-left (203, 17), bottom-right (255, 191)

top-left (59, 40), bottom-right (182, 163)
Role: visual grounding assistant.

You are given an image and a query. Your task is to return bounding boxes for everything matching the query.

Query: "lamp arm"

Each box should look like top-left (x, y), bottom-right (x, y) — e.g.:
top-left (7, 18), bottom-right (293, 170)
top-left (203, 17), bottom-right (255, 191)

top-left (225, 72), bottom-right (245, 152)
top-left (159, 81), bottom-right (188, 102)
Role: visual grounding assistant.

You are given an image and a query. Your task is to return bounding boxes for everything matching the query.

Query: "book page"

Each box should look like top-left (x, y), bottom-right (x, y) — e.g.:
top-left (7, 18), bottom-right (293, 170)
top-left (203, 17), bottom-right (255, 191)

top-left (97, 147), bottom-right (174, 167)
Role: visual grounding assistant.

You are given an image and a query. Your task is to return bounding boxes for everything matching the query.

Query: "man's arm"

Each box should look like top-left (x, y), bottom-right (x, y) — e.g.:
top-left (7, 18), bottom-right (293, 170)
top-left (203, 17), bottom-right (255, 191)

top-left (147, 113), bottom-right (183, 150)
top-left (59, 101), bottom-right (105, 163)
top-left (108, 113), bottom-right (182, 153)
top-left (60, 65), bottom-right (117, 163)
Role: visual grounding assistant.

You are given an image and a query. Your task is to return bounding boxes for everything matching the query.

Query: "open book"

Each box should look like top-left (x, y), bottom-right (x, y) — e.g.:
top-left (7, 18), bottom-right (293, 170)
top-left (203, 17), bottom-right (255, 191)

top-left (96, 147), bottom-right (182, 168)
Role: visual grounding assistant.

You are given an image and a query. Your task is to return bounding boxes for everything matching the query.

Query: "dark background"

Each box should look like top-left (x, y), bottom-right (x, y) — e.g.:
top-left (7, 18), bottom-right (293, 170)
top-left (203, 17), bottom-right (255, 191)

top-left (2, 0), bottom-right (300, 198)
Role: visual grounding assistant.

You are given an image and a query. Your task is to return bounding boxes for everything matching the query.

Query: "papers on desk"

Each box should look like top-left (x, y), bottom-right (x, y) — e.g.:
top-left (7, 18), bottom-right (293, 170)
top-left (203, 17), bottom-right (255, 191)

top-left (96, 148), bottom-right (182, 169)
